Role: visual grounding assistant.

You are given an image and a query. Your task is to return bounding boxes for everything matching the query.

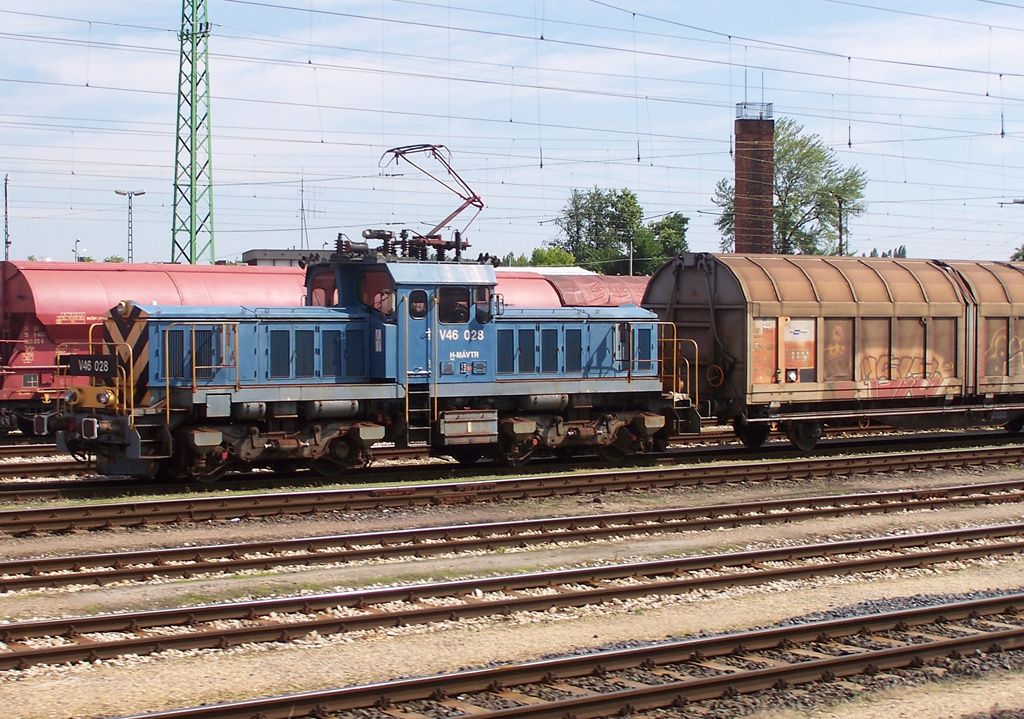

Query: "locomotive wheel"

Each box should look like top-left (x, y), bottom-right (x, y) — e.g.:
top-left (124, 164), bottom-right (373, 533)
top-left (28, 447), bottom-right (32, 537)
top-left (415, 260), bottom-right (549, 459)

top-left (501, 454), bottom-right (532, 468)
top-left (785, 421), bottom-right (822, 452)
top-left (1005, 416), bottom-right (1024, 435)
top-left (311, 458), bottom-right (344, 477)
top-left (595, 444), bottom-right (628, 462)
top-left (449, 448), bottom-right (484, 465)
top-left (499, 437), bottom-right (534, 467)
top-left (191, 466), bottom-right (227, 484)
top-left (271, 461), bottom-right (302, 476)
top-left (733, 419), bottom-right (769, 449)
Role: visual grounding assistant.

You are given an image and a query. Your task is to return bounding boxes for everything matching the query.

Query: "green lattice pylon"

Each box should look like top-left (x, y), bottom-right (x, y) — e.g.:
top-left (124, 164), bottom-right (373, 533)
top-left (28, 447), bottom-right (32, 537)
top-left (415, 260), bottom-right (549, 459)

top-left (171, 0), bottom-right (215, 264)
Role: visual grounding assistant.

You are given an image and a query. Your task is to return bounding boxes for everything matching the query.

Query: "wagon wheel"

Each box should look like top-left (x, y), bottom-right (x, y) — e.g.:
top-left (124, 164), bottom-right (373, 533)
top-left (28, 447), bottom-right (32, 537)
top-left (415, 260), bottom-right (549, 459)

top-left (1004, 416), bottom-right (1024, 435)
top-left (785, 421), bottom-right (822, 452)
top-left (733, 419), bottom-right (769, 449)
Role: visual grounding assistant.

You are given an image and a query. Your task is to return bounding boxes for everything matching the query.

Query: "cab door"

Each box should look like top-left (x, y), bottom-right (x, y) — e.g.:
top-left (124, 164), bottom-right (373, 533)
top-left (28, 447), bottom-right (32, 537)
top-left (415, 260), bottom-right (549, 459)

top-left (403, 288), bottom-right (432, 382)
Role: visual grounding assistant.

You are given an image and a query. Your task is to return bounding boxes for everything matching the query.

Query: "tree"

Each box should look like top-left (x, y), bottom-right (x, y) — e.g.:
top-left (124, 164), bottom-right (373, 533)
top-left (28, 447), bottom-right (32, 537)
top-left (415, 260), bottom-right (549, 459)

top-left (1013, 246), bottom-right (1024, 262)
top-left (866, 246), bottom-right (907, 258)
top-left (713, 117), bottom-right (867, 255)
top-left (552, 188), bottom-right (688, 274)
top-left (104, 255), bottom-right (126, 263)
top-left (552, 187), bottom-right (643, 274)
top-left (631, 212), bottom-right (689, 275)
top-left (529, 246), bottom-right (575, 266)
top-left (499, 252), bottom-right (529, 267)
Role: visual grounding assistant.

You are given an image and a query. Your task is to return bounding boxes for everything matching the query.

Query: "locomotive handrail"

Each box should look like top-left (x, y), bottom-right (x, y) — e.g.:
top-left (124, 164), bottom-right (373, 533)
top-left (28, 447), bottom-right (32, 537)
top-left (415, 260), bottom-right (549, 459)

top-left (653, 322), bottom-right (698, 410)
top-left (87, 322), bottom-right (135, 424)
top-left (53, 338), bottom-right (135, 425)
top-left (162, 322), bottom-right (241, 428)
top-left (432, 291), bottom-right (439, 422)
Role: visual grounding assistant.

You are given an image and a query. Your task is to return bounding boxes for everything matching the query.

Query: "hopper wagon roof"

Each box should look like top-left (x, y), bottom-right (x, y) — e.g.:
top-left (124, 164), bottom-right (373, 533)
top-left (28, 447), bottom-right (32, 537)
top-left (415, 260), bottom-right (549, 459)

top-left (494, 268), bottom-right (649, 308)
top-left (942, 260), bottom-right (1024, 311)
top-left (645, 253), bottom-right (967, 315)
top-left (2, 261), bottom-right (306, 327)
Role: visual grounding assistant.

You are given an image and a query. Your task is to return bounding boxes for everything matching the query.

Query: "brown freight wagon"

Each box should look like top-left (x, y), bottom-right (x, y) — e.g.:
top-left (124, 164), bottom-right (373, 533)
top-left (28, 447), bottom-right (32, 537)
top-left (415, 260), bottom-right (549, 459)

top-left (643, 253), bottom-right (1024, 450)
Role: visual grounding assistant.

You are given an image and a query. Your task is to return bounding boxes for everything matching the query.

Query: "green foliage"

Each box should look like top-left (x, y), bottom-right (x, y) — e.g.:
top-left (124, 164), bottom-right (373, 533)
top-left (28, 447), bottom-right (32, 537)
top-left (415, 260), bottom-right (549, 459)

top-left (552, 187), bottom-right (643, 274)
top-left (529, 246), bottom-right (575, 266)
top-left (866, 246), bottom-right (907, 258)
top-left (499, 252), bottom-right (529, 267)
top-left (498, 247), bottom-right (576, 267)
top-left (1013, 245), bottom-right (1024, 262)
top-left (552, 188), bottom-right (688, 274)
top-left (631, 212), bottom-right (690, 275)
top-left (714, 117), bottom-right (867, 255)
top-left (104, 255), bottom-right (126, 263)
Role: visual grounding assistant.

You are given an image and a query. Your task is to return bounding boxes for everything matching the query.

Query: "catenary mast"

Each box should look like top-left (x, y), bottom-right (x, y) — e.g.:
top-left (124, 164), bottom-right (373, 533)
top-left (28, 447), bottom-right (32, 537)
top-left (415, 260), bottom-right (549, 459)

top-left (171, 0), bottom-right (215, 264)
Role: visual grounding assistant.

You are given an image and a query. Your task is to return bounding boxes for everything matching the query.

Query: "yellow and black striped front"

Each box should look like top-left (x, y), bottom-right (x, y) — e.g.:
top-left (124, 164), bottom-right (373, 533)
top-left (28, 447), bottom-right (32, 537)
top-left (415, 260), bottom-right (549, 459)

top-left (102, 302), bottom-right (153, 409)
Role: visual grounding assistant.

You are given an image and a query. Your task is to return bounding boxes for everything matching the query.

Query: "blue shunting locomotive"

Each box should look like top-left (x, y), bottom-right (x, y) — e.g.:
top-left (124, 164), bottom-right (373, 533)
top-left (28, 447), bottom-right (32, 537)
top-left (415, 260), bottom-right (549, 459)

top-left (56, 235), bottom-right (688, 480)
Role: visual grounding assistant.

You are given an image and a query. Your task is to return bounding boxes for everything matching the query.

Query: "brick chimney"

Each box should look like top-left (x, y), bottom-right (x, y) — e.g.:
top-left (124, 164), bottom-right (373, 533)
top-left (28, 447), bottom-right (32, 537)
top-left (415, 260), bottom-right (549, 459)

top-left (734, 102), bottom-right (774, 254)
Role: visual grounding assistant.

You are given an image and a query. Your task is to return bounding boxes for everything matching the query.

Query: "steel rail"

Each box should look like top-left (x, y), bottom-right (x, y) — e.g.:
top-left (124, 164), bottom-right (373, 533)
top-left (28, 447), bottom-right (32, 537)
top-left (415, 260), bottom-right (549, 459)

top-left (2, 523), bottom-right (1024, 670)
top-left (4, 477), bottom-right (1024, 591)
top-left (0, 443), bottom-right (59, 459)
top-left (3, 443), bottom-right (1024, 535)
top-left (112, 593), bottom-right (1024, 719)
top-left (0, 460), bottom-right (84, 482)
top-left (0, 427), bottom-right (1008, 504)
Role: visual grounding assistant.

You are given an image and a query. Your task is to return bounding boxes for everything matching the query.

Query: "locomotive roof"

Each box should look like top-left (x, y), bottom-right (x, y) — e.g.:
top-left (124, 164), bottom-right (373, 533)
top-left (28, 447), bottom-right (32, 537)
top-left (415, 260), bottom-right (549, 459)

top-left (385, 261), bottom-right (496, 287)
top-left (111, 302), bottom-right (357, 321)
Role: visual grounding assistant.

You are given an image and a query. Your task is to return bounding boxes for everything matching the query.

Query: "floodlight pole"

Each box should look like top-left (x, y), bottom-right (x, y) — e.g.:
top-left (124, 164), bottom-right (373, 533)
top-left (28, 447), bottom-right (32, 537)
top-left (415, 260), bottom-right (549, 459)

top-left (116, 189), bottom-right (146, 263)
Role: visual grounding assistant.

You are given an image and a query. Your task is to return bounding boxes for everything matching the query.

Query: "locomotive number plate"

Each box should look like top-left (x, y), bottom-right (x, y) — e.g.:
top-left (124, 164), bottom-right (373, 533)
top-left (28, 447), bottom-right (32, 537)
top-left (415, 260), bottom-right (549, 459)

top-left (62, 354), bottom-right (117, 378)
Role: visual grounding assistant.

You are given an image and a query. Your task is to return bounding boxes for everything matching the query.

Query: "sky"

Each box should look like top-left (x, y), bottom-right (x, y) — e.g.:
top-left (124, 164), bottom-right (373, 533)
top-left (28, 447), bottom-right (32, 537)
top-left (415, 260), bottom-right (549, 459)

top-left (2, 0), bottom-right (1024, 265)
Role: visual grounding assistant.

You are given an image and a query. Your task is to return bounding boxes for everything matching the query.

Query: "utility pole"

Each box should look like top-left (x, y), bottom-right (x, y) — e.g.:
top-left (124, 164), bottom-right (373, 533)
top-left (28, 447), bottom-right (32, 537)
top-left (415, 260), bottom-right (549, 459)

top-left (835, 195), bottom-right (844, 257)
top-left (171, 0), bottom-right (215, 264)
top-left (3, 174), bottom-right (9, 261)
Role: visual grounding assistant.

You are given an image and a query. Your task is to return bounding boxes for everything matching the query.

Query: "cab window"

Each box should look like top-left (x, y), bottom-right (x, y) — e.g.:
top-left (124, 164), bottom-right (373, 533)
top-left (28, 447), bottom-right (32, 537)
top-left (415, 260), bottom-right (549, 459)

top-left (438, 287), bottom-right (470, 324)
top-left (309, 269), bottom-right (337, 307)
top-left (357, 271), bottom-right (394, 310)
top-left (409, 289), bottom-right (428, 319)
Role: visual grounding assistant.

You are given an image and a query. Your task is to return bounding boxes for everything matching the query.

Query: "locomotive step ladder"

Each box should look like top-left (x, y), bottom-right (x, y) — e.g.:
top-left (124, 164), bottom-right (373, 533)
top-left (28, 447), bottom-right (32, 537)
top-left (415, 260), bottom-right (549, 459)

top-left (405, 382), bottom-right (432, 446)
top-left (133, 416), bottom-right (173, 459)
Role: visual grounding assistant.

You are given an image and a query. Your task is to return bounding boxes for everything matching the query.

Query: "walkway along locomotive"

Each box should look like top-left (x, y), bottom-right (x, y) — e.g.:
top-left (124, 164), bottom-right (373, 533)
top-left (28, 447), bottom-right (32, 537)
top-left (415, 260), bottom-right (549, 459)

top-left (55, 234), bottom-right (688, 480)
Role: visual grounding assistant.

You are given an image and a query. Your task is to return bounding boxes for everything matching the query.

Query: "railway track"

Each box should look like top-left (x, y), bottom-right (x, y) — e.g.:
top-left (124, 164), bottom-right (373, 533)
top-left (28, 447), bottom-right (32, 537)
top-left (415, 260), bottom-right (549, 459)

top-left (0, 427), bottom-right (1001, 503)
top-left (2, 523), bottom-right (1023, 672)
top-left (0, 459), bottom-right (83, 481)
top-left (106, 591), bottom-right (1024, 719)
top-left (3, 443), bottom-right (1024, 535)
top-left (5, 477), bottom-right (1024, 592)
top-left (0, 442), bottom-right (60, 459)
